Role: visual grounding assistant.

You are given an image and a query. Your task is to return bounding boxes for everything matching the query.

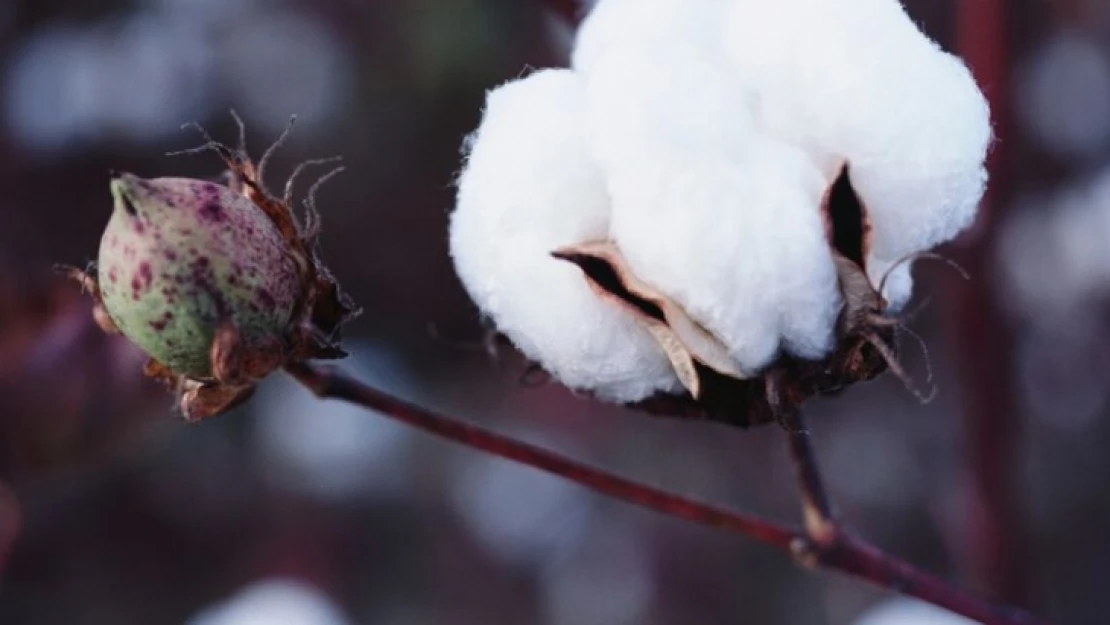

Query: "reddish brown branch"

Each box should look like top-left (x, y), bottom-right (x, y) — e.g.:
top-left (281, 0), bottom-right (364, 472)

top-left (284, 361), bottom-right (1048, 625)
top-left (780, 407), bottom-right (1042, 625)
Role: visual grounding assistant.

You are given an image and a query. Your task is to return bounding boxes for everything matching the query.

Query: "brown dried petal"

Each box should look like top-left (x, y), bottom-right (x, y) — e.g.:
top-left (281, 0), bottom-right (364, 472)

top-left (552, 241), bottom-right (746, 399)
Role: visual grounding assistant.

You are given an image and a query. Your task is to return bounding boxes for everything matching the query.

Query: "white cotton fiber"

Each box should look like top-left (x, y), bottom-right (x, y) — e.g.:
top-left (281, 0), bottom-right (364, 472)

top-left (605, 138), bottom-right (843, 372)
top-left (724, 0), bottom-right (992, 264)
top-left (573, 0), bottom-right (752, 163)
top-left (449, 68), bottom-right (682, 403)
top-left (574, 0), bottom-right (843, 372)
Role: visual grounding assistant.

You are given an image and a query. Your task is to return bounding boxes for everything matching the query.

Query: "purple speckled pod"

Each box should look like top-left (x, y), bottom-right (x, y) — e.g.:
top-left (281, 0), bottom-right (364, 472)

top-left (97, 173), bottom-right (299, 378)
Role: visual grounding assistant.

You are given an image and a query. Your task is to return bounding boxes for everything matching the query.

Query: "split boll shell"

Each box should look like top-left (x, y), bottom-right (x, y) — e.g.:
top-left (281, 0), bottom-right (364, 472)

top-left (97, 173), bottom-right (299, 378)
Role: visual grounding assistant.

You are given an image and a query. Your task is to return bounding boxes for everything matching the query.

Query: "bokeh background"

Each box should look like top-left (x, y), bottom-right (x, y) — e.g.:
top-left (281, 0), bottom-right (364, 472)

top-left (0, 1), bottom-right (1105, 623)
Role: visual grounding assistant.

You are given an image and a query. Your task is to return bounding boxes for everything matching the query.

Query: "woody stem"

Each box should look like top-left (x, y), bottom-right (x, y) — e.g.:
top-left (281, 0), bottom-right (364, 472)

top-left (284, 361), bottom-right (1047, 625)
top-left (283, 361), bottom-right (797, 545)
top-left (782, 410), bottom-right (837, 536)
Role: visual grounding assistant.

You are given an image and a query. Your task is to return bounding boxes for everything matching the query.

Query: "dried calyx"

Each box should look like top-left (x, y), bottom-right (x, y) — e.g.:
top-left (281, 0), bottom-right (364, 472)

top-left (555, 166), bottom-right (933, 428)
top-left (58, 114), bottom-right (359, 421)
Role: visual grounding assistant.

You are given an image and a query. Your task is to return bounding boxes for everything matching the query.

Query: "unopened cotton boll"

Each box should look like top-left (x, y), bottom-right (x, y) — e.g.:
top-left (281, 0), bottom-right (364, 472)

top-left (449, 68), bottom-right (681, 403)
top-left (724, 0), bottom-right (992, 266)
top-left (574, 0), bottom-right (842, 372)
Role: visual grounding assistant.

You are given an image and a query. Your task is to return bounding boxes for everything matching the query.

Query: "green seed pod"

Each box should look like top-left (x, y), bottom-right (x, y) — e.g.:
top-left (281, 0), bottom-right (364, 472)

top-left (97, 173), bottom-right (299, 378)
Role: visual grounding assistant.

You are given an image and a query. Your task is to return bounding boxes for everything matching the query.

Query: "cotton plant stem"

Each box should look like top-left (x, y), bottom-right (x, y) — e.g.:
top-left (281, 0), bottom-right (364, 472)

top-left (780, 410), bottom-right (836, 541)
top-left (284, 361), bottom-right (1049, 625)
top-left (768, 373), bottom-right (836, 540)
top-left (283, 361), bottom-right (794, 546)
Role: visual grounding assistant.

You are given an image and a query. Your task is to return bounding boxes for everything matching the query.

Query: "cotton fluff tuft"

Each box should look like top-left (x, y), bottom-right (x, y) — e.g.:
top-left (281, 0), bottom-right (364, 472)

top-left (449, 68), bottom-right (681, 403)
top-left (573, 0), bottom-right (843, 372)
top-left (724, 0), bottom-right (992, 303)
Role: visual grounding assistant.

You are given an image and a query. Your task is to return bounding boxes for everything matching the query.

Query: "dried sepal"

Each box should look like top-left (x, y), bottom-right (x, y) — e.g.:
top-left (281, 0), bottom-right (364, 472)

top-left (552, 241), bottom-right (745, 399)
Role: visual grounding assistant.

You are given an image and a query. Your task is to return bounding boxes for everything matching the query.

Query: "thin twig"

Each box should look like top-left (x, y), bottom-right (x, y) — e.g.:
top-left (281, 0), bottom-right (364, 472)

top-left (283, 361), bottom-right (794, 546)
top-left (283, 361), bottom-right (1048, 625)
top-left (768, 371), bottom-right (836, 539)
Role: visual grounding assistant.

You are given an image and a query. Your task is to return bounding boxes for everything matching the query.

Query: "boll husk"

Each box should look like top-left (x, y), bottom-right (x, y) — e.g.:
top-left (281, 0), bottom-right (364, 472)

top-left (449, 0), bottom-right (990, 424)
top-left (61, 117), bottom-right (359, 421)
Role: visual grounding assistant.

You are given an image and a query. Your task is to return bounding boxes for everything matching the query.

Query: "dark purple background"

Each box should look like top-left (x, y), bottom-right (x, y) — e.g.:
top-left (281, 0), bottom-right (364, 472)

top-left (1, 1), bottom-right (1107, 624)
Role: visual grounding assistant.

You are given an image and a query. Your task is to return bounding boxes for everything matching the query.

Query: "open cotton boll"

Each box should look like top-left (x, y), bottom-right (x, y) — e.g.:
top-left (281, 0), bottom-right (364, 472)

top-left (724, 0), bottom-right (992, 262)
top-left (605, 138), bottom-right (843, 373)
top-left (449, 68), bottom-right (681, 403)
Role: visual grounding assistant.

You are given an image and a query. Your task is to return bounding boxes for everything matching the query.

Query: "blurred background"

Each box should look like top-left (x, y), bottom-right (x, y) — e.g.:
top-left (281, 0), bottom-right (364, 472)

top-left (0, 0), bottom-right (1105, 623)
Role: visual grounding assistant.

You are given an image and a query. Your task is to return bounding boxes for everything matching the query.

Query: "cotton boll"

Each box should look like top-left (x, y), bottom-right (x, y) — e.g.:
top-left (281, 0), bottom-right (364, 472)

top-left (725, 0), bottom-right (992, 262)
top-left (450, 68), bottom-right (681, 403)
